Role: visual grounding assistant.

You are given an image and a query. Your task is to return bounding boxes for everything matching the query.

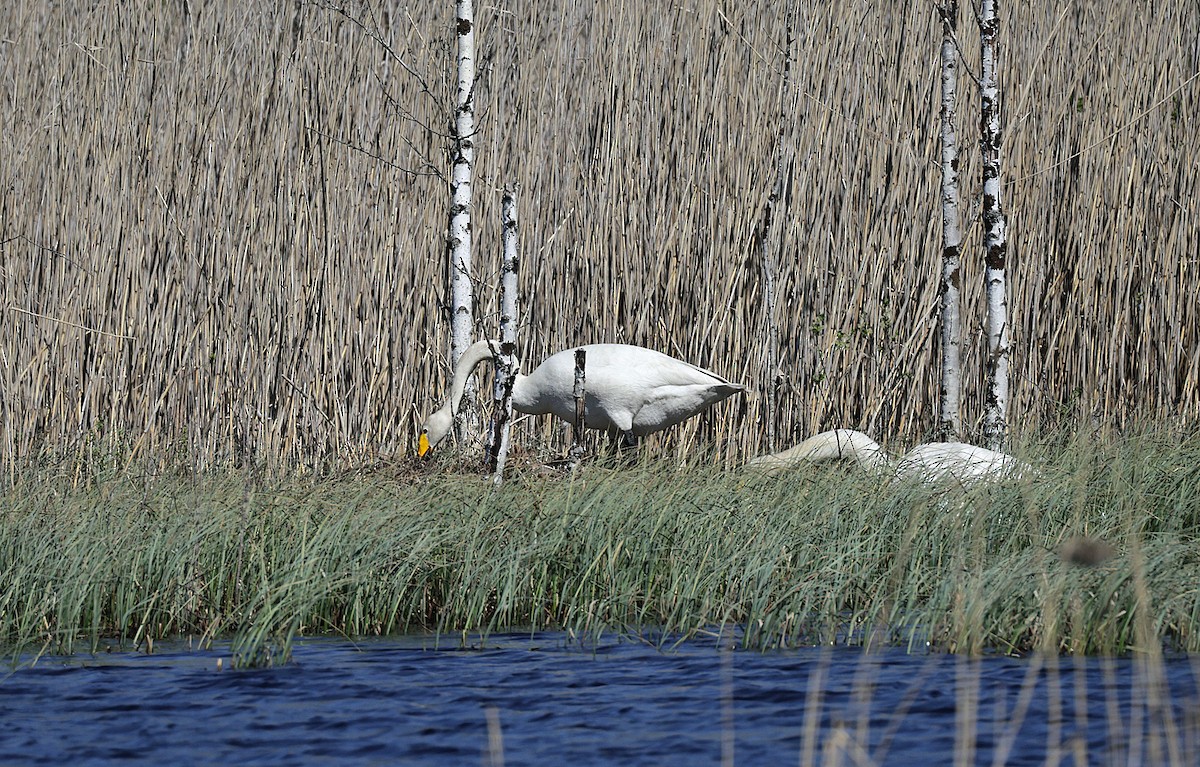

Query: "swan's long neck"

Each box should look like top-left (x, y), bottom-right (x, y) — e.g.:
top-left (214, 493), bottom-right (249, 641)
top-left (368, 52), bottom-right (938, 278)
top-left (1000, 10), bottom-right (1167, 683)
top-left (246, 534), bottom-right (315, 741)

top-left (747, 429), bottom-right (891, 473)
top-left (805, 429), bottom-right (891, 471)
top-left (758, 432), bottom-right (892, 475)
top-left (442, 339), bottom-right (524, 417)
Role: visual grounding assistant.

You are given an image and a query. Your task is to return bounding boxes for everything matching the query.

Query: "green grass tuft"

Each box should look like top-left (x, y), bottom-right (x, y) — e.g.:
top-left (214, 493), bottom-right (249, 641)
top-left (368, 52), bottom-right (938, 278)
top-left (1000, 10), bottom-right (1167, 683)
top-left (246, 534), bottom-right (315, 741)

top-left (1, 428), bottom-right (1198, 666)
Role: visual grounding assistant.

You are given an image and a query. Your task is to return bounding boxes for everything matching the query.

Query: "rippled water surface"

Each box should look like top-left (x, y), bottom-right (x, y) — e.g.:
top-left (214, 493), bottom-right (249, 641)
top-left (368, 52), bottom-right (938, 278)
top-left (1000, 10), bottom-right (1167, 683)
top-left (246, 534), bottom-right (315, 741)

top-left (2, 632), bottom-right (1198, 766)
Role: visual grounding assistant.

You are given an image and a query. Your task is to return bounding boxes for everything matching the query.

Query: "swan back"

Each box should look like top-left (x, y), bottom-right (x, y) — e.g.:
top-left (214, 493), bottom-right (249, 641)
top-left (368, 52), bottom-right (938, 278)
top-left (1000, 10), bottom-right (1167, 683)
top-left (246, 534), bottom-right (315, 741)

top-left (894, 442), bottom-right (1029, 483)
top-left (745, 429), bottom-right (888, 475)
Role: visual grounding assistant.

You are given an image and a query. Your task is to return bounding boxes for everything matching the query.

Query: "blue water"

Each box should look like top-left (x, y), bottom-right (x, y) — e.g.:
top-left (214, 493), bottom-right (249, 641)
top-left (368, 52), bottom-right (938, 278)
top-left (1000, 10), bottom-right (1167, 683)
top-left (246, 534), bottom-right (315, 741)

top-left (1, 632), bottom-right (1197, 766)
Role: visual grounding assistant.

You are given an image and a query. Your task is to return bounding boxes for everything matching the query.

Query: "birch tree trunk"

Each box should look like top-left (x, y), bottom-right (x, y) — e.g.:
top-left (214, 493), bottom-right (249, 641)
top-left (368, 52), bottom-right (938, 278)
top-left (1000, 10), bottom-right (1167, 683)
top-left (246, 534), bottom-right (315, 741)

top-left (491, 187), bottom-right (520, 486)
top-left (569, 349), bottom-right (587, 465)
top-left (980, 0), bottom-right (1010, 450)
top-left (756, 1), bottom-right (796, 454)
top-left (758, 172), bottom-right (783, 454)
top-left (937, 0), bottom-right (963, 442)
top-left (448, 0), bottom-right (477, 441)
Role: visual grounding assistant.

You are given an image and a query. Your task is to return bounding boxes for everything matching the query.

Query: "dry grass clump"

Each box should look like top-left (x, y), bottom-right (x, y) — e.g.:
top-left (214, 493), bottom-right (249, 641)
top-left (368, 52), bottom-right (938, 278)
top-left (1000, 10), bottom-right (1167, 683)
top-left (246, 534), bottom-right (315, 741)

top-left (0, 1), bottom-right (1196, 471)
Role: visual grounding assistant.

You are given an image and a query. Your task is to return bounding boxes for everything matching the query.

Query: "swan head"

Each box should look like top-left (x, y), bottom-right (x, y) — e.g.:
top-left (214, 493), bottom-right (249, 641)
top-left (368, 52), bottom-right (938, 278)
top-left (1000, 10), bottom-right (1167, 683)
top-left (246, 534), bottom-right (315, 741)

top-left (417, 405), bottom-right (454, 457)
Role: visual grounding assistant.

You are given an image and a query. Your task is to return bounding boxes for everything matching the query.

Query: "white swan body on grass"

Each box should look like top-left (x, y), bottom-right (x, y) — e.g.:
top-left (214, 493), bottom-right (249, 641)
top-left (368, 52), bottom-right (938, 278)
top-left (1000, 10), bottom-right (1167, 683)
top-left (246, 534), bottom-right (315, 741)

top-left (419, 340), bottom-right (744, 456)
top-left (746, 429), bottom-right (1031, 483)
top-left (892, 441), bottom-right (1029, 483)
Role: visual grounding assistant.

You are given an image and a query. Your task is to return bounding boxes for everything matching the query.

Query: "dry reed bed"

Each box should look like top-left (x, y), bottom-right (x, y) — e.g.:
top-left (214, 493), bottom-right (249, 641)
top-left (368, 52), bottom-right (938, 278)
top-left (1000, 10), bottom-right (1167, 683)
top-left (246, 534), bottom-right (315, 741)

top-left (0, 2), bottom-right (1196, 470)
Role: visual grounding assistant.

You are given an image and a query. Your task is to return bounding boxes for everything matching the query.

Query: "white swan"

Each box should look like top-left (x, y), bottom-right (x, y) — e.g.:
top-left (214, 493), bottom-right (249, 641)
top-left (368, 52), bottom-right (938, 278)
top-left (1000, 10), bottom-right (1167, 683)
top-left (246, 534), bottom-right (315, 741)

top-left (418, 340), bottom-right (743, 456)
top-left (746, 429), bottom-right (1031, 483)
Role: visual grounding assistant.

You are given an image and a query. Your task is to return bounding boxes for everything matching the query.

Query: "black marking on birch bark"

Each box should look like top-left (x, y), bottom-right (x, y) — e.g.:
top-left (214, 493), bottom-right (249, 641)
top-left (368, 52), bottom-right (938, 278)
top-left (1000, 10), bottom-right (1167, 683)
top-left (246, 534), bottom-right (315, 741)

top-left (985, 243), bottom-right (1006, 271)
top-left (942, 248), bottom-right (961, 288)
top-left (457, 18), bottom-right (472, 35)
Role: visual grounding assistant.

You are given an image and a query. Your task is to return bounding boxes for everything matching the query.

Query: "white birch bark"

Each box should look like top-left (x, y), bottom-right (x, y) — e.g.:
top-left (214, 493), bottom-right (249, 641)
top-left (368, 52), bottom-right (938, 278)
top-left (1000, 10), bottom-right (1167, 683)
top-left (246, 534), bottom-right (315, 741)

top-left (759, 172), bottom-right (783, 454)
top-left (980, 0), bottom-right (1010, 450)
top-left (448, 0), bottom-right (477, 440)
top-left (491, 187), bottom-right (520, 486)
top-left (937, 0), bottom-right (963, 441)
top-left (757, 1), bottom-right (796, 454)
top-left (569, 349), bottom-right (587, 465)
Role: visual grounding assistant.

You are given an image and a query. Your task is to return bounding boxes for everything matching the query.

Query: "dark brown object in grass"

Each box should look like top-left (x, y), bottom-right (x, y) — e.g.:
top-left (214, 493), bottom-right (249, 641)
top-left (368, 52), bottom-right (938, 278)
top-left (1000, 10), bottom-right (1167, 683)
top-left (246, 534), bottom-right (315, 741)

top-left (1059, 536), bottom-right (1117, 567)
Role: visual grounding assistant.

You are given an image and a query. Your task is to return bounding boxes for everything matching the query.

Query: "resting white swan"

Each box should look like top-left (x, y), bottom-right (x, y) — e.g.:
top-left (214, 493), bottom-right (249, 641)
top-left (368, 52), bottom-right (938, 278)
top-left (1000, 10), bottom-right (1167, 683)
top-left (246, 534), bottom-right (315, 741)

top-left (746, 429), bottom-right (1031, 483)
top-left (418, 340), bottom-right (743, 456)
